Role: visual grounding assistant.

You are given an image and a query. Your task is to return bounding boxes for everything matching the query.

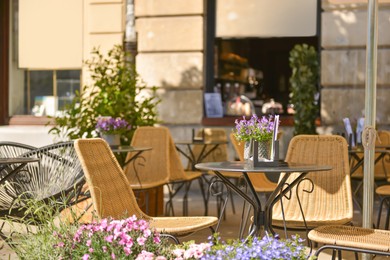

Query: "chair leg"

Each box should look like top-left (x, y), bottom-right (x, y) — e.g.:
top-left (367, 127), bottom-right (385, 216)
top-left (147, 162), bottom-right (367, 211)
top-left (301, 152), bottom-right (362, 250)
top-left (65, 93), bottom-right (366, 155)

top-left (376, 197), bottom-right (385, 228)
top-left (337, 249), bottom-right (342, 260)
top-left (385, 202), bottom-right (390, 230)
top-left (376, 196), bottom-right (390, 229)
top-left (164, 184), bottom-right (176, 216)
top-left (182, 182), bottom-right (192, 216)
top-left (161, 233), bottom-right (180, 244)
top-left (214, 186), bottom-right (229, 232)
top-left (198, 176), bottom-right (209, 216)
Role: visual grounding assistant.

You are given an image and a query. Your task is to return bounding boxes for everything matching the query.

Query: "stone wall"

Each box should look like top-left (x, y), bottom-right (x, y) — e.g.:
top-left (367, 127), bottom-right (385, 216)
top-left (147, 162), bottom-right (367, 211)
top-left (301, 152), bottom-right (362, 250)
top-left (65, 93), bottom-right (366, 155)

top-left (320, 0), bottom-right (390, 128)
top-left (135, 0), bottom-right (204, 125)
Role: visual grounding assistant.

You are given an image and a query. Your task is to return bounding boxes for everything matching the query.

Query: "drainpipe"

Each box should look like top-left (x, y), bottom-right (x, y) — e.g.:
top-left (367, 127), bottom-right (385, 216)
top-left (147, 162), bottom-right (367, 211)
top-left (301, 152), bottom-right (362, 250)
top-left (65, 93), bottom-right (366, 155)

top-left (124, 0), bottom-right (137, 65)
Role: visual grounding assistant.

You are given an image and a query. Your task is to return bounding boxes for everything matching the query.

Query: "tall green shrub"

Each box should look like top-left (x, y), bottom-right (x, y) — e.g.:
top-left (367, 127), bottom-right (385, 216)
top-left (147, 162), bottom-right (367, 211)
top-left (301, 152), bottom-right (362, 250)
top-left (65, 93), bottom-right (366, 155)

top-left (49, 45), bottom-right (160, 145)
top-left (289, 44), bottom-right (319, 135)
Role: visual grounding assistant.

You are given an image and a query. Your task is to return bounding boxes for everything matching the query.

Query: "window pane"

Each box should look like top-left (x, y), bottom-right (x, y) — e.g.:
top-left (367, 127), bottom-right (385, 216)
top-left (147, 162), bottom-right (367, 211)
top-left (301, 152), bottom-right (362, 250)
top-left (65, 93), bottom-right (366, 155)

top-left (29, 70), bottom-right (53, 115)
top-left (57, 70), bottom-right (80, 111)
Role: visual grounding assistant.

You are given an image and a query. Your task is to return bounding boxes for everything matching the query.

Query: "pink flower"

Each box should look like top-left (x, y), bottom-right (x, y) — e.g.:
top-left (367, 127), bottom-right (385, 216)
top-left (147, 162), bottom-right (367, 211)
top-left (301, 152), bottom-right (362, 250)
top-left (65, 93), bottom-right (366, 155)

top-left (138, 219), bottom-right (148, 230)
top-left (124, 246), bottom-right (132, 256)
top-left (184, 248), bottom-right (197, 259)
top-left (153, 235), bottom-right (161, 244)
top-left (136, 250), bottom-right (155, 260)
top-left (111, 253), bottom-right (116, 259)
top-left (125, 237), bottom-right (134, 248)
top-left (137, 236), bottom-right (147, 246)
top-left (172, 248), bottom-right (185, 257)
top-left (89, 248), bottom-right (94, 253)
top-left (102, 246), bottom-right (107, 252)
top-left (82, 254), bottom-right (90, 260)
top-left (105, 235), bottom-right (114, 243)
top-left (143, 229), bottom-right (151, 237)
top-left (86, 240), bottom-right (91, 246)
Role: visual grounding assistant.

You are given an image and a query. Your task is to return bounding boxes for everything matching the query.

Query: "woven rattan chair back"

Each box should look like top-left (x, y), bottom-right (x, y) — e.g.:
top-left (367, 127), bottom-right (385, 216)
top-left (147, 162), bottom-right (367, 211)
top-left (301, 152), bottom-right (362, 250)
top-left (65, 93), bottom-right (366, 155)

top-left (75, 138), bottom-right (151, 220)
top-left (188, 128), bottom-right (228, 168)
top-left (350, 130), bottom-right (390, 181)
top-left (0, 141), bottom-right (85, 218)
top-left (74, 138), bottom-right (218, 239)
top-left (168, 130), bottom-right (201, 182)
top-left (123, 126), bottom-right (170, 189)
top-left (272, 135), bottom-right (353, 229)
top-left (229, 132), bottom-right (245, 161)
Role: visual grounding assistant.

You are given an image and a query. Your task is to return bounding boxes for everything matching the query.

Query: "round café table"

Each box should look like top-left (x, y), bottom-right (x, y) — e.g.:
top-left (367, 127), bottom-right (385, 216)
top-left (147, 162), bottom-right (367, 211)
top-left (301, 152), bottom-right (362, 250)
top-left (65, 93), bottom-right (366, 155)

top-left (110, 146), bottom-right (152, 167)
top-left (175, 140), bottom-right (228, 170)
top-left (195, 161), bottom-right (332, 239)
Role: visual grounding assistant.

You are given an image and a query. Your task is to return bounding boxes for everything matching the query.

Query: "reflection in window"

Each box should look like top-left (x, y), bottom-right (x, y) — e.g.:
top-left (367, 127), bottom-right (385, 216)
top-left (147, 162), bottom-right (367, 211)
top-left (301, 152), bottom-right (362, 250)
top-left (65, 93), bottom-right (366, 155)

top-left (27, 70), bottom-right (80, 116)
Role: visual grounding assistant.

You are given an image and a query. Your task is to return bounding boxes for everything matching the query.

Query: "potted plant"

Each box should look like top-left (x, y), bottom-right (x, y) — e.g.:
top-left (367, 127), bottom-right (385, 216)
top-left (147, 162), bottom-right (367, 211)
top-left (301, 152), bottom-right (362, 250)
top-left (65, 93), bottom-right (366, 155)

top-left (49, 45), bottom-right (160, 145)
top-left (95, 116), bottom-right (132, 146)
top-left (232, 114), bottom-right (280, 164)
top-left (289, 44), bottom-right (319, 136)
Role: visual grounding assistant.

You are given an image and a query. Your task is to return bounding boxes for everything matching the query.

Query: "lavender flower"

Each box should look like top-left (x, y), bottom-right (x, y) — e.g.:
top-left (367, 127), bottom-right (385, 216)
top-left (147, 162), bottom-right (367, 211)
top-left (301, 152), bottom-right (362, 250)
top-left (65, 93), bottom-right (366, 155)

top-left (233, 114), bottom-right (279, 142)
top-left (95, 116), bottom-right (132, 135)
top-left (199, 234), bottom-right (314, 260)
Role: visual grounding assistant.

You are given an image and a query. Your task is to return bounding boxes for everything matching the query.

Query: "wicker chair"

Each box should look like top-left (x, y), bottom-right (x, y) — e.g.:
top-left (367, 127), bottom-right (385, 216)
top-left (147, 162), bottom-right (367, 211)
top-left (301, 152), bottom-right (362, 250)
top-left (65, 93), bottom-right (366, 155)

top-left (0, 142), bottom-right (36, 157)
top-left (271, 135), bottom-right (353, 237)
top-left (190, 129), bottom-right (234, 217)
top-left (0, 141), bottom-right (86, 236)
top-left (375, 184), bottom-right (390, 229)
top-left (166, 129), bottom-right (204, 216)
top-left (74, 138), bottom-right (218, 242)
top-left (122, 127), bottom-right (170, 215)
top-left (308, 225), bottom-right (390, 258)
top-left (189, 128), bottom-right (229, 167)
top-left (0, 142), bottom-right (36, 179)
top-left (350, 130), bottom-right (390, 186)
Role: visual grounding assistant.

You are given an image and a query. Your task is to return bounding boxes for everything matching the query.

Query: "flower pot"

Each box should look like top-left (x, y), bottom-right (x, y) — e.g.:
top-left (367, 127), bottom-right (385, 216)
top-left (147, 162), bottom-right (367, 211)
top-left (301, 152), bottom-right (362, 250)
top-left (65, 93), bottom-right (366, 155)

top-left (256, 140), bottom-right (272, 161)
top-left (101, 134), bottom-right (120, 146)
top-left (244, 139), bottom-right (272, 166)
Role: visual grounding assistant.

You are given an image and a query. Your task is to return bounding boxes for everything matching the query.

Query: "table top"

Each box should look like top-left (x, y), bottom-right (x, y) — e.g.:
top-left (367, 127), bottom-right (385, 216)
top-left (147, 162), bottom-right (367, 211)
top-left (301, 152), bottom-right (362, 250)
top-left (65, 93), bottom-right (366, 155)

top-left (349, 148), bottom-right (390, 154)
top-left (110, 146), bottom-right (152, 153)
top-left (175, 140), bottom-right (228, 145)
top-left (195, 161), bottom-right (332, 174)
top-left (0, 157), bottom-right (40, 165)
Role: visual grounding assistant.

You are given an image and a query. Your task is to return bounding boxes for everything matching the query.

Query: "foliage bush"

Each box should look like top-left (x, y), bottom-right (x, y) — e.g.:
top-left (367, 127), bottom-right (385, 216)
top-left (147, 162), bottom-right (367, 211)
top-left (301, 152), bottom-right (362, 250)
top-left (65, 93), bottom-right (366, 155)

top-left (3, 199), bottom-right (315, 260)
top-left (289, 44), bottom-right (319, 135)
top-left (49, 45), bottom-right (160, 145)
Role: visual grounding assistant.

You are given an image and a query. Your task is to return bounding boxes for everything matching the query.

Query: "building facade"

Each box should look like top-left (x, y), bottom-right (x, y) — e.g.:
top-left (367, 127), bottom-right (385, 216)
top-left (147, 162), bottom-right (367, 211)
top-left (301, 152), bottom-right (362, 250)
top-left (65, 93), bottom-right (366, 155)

top-left (1, 0), bottom-right (390, 152)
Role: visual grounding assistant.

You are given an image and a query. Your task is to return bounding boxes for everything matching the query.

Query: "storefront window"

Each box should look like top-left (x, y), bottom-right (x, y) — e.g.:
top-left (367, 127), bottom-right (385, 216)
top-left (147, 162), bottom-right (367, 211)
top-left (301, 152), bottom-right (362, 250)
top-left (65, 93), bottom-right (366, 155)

top-left (214, 37), bottom-right (318, 116)
top-left (27, 70), bottom-right (80, 116)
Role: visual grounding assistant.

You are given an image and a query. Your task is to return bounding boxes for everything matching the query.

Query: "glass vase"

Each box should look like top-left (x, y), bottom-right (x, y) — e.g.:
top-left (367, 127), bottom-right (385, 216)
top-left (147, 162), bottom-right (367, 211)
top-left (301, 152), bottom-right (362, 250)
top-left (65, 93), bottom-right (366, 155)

top-left (244, 139), bottom-right (272, 167)
top-left (256, 140), bottom-right (272, 162)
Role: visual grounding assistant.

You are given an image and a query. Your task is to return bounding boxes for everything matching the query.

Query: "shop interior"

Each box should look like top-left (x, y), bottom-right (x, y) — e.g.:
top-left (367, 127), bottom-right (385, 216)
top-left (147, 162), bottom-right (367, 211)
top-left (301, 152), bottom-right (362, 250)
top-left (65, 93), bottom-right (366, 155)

top-left (214, 36), bottom-right (318, 117)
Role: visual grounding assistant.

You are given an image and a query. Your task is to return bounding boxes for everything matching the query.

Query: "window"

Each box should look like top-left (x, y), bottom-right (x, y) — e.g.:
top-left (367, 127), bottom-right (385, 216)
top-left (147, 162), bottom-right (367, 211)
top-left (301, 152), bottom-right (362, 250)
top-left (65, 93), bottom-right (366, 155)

top-left (27, 70), bottom-right (81, 116)
top-left (214, 37), bottom-right (318, 116)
